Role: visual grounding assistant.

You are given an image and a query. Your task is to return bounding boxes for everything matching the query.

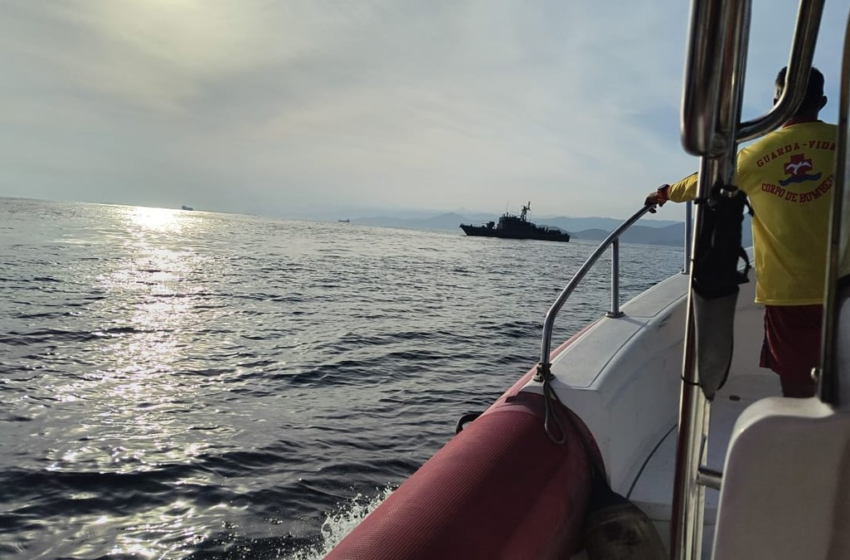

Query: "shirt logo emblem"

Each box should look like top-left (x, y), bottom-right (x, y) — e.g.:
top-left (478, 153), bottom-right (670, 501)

top-left (780, 153), bottom-right (822, 186)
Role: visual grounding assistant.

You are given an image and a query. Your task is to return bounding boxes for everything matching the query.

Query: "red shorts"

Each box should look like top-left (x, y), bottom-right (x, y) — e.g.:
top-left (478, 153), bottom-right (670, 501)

top-left (759, 304), bottom-right (822, 384)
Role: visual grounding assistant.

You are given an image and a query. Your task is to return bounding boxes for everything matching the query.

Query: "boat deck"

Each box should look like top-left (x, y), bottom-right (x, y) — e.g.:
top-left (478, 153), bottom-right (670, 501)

top-left (628, 371), bottom-right (781, 557)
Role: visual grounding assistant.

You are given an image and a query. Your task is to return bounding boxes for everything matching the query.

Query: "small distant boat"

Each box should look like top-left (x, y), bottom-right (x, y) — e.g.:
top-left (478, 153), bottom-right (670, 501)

top-left (181, 205), bottom-right (194, 211)
top-left (459, 202), bottom-right (570, 243)
top-left (338, 219), bottom-right (350, 223)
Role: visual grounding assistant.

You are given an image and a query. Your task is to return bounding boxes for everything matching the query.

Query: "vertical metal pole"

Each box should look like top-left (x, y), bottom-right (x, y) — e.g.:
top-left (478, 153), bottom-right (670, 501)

top-left (608, 239), bottom-right (624, 318)
top-left (818, 7), bottom-right (850, 405)
top-left (671, 323), bottom-right (715, 560)
top-left (692, 399), bottom-right (711, 556)
top-left (674, 0), bottom-right (751, 557)
top-left (684, 202), bottom-right (693, 274)
top-left (672, 303), bottom-right (703, 560)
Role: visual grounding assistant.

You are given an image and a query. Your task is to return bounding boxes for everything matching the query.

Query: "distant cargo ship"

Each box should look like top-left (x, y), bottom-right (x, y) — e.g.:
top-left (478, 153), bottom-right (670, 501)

top-left (181, 205), bottom-right (194, 211)
top-left (459, 202), bottom-right (570, 243)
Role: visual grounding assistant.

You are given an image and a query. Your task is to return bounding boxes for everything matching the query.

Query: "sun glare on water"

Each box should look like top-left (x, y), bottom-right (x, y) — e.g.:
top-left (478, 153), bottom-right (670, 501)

top-left (128, 206), bottom-right (186, 233)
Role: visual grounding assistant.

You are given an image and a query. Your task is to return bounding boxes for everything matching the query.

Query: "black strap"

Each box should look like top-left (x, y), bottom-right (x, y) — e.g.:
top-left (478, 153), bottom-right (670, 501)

top-left (692, 182), bottom-right (749, 299)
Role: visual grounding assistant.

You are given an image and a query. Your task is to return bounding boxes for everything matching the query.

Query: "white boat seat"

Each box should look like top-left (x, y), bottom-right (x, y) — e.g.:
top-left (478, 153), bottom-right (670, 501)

top-left (712, 285), bottom-right (850, 559)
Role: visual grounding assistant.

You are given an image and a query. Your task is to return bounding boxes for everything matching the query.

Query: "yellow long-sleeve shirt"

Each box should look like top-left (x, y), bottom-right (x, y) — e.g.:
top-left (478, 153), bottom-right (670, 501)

top-left (668, 121), bottom-right (837, 305)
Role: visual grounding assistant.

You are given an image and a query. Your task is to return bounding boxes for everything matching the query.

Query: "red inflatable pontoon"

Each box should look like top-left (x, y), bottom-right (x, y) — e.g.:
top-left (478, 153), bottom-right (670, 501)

top-left (327, 364), bottom-right (599, 560)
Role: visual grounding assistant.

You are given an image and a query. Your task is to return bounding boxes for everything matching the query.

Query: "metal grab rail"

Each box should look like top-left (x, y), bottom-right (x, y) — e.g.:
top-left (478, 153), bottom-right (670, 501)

top-left (680, 0), bottom-right (729, 157)
top-left (738, 0), bottom-right (824, 142)
top-left (537, 205), bottom-right (652, 370)
top-left (681, 0), bottom-right (824, 156)
top-left (819, 7), bottom-right (850, 406)
top-left (677, 0), bottom-right (755, 556)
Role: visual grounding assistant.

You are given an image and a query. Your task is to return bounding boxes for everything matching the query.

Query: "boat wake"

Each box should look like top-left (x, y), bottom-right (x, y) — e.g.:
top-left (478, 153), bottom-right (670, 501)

top-left (284, 488), bottom-right (395, 560)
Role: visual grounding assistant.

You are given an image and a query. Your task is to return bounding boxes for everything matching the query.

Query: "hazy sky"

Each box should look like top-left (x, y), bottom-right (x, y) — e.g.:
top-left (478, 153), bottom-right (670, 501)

top-left (1, 1), bottom-right (846, 220)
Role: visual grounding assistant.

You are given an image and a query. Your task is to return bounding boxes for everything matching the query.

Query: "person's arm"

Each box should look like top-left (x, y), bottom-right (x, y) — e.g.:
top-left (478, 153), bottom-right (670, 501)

top-left (644, 173), bottom-right (698, 213)
top-left (666, 173), bottom-right (698, 202)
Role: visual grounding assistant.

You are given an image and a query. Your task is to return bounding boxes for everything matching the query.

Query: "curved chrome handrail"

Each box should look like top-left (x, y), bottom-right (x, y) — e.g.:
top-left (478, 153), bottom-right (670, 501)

top-left (681, 0), bottom-right (825, 155)
top-left (537, 205), bottom-right (654, 371)
top-left (738, 0), bottom-right (824, 142)
top-left (680, 0), bottom-right (729, 156)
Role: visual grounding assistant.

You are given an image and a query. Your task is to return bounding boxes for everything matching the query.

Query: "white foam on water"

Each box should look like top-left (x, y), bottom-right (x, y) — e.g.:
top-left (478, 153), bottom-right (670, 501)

top-left (283, 487), bottom-right (395, 560)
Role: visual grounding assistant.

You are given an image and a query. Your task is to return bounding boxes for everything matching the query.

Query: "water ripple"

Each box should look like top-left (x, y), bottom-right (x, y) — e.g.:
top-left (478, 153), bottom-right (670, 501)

top-left (0, 197), bottom-right (684, 559)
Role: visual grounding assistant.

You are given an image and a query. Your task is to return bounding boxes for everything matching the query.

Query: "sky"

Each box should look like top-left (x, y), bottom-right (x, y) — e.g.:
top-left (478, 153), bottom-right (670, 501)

top-left (0, 1), bottom-right (846, 221)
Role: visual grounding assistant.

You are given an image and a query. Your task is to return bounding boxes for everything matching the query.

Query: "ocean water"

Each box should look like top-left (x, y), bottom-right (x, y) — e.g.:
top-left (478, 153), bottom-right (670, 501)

top-left (0, 198), bottom-right (684, 559)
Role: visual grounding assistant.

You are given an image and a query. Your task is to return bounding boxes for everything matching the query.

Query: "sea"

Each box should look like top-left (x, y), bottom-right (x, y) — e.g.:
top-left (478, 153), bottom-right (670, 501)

top-left (0, 197), bottom-right (684, 560)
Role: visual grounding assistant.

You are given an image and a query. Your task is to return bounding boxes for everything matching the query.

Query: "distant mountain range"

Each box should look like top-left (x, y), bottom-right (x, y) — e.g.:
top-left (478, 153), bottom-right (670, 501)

top-left (350, 212), bottom-right (681, 233)
top-left (349, 212), bottom-right (754, 248)
top-left (573, 223), bottom-right (685, 247)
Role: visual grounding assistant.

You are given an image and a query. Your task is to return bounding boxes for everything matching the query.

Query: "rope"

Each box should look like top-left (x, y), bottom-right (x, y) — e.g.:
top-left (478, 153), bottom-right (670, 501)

top-left (537, 364), bottom-right (567, 445)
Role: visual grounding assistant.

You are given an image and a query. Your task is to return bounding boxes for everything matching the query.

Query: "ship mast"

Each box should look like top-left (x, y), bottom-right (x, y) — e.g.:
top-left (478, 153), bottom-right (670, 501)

top-left (521, 201), bottom-right (530, 221)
